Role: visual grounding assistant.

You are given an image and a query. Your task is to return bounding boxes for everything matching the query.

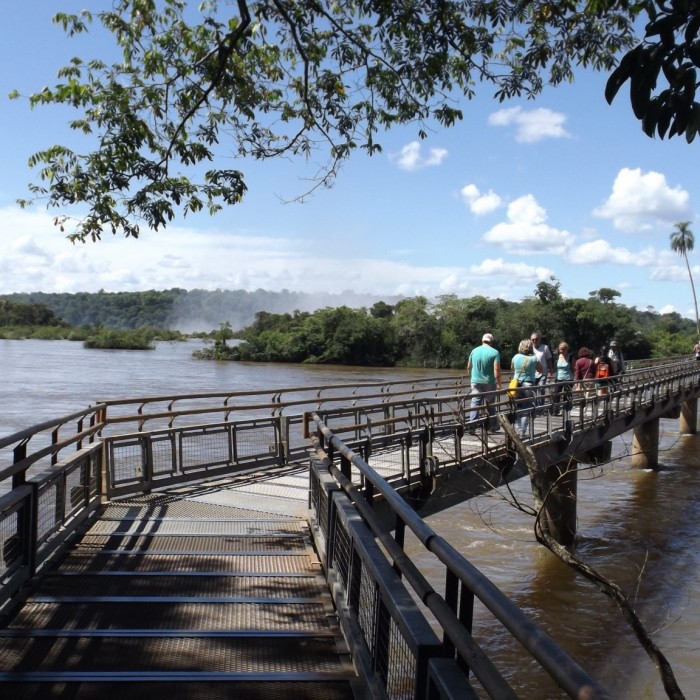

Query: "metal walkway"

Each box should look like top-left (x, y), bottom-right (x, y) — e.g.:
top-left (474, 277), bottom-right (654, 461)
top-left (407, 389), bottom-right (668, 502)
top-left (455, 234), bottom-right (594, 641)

top-left (3, 359), bottom-right (698, 699)
top-left (0, 469), bottom-right (358, 699)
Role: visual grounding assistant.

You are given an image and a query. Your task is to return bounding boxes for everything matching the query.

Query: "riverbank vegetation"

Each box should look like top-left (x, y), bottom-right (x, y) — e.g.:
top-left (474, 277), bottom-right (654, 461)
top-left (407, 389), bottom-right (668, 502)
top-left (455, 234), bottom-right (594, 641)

top-left (0, 289), bottom-right (391, 333)
top-left (82, 328), bottom-right (184, 350)
top-left (2, 284), bottom-right (696, 363)
top-left (0, 299), bottom-right (185, 348)
top-left (0, 300), bottom-right (70, 337)
top-left (219, 281), bottom-right (696, 367)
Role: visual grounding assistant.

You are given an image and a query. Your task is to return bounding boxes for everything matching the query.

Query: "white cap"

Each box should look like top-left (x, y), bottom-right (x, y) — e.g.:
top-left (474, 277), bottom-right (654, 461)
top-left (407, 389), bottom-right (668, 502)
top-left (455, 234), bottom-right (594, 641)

top-left (482, 333), bottom-right (494, 343)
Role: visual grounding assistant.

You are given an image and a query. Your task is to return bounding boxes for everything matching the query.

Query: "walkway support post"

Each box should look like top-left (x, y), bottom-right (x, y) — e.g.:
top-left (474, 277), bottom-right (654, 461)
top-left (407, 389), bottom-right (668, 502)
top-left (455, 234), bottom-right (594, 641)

top-left (542, 461), bottom-right (578, 547)
top-left (631, 418), bottom-right (659, 469)
top-left (680, 397), bottom-right (698, 434)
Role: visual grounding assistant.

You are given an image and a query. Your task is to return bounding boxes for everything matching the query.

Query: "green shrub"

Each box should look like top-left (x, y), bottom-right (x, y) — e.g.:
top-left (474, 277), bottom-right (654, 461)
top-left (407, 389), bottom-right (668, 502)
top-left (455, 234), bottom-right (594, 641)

top-left (84, 329), bottom-right (153, 350)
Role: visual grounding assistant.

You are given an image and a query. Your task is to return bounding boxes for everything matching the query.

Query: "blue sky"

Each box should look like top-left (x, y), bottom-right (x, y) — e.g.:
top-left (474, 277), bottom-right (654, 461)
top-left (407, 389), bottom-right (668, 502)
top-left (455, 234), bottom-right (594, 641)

top-left (1, 3), bottom-right (699, 318)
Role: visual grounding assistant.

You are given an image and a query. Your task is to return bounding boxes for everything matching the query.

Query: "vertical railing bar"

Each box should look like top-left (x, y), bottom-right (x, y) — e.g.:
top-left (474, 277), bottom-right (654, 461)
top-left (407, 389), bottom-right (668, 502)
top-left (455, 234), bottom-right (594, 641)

top-left (394, 517), bottom-right (406, 577)
top-left (340, 453), bottom-right (352, 481)
top-left (443, 569), bottom-right (458, 659)
top-left (76, 417), bottom-right (84, 451)
top-left (50, 427), bottom-right (59, 466)
top-left (458, 580), bottom-right (475, 676)
top-left (27, 481), bottom-right (39, 577)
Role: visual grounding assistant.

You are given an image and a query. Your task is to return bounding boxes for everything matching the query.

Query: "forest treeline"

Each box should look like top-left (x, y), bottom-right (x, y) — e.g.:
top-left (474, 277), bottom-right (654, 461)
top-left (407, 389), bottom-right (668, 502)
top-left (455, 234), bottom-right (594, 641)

top-left (0, 299), bottom-right (184, 347)
top-left (208, 281), bottom-right (696, 368)
top-left (1, 281), bottom-right (696, 367)
top-left (0, 299), bottom-right (69, 328)
top-left (0, 289), bottom-right (393, 332)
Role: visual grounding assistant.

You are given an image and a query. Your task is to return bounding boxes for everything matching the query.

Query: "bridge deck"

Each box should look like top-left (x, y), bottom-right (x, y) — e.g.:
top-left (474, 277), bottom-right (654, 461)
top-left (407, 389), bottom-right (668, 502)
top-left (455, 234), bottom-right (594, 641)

top-left (2, 362), bottom-right (696, 700)
top-left (0, 468), bottom-right (358, 699)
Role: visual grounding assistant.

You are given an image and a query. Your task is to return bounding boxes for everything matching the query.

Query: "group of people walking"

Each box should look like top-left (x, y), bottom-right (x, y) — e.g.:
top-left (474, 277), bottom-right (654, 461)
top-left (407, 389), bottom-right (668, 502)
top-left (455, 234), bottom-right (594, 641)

top-left (466, 332), bottom-right (626, 438)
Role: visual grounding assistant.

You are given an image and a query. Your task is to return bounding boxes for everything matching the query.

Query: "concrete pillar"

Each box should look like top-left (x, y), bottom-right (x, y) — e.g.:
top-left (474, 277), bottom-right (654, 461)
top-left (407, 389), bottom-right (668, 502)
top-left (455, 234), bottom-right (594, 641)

top-left (631, 418), bottom-right (659, 469)
top-left (543, 461), bottom-right (577, 547)
top-left (576, 440), bottom-right (612, 466)
top-left (680, 397), bottom-right (698, 435)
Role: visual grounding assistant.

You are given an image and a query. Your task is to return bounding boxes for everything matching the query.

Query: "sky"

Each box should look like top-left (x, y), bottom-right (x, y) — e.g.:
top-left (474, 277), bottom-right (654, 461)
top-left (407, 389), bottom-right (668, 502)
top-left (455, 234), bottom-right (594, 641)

top-left (1, 4), bottom-right (699, 319)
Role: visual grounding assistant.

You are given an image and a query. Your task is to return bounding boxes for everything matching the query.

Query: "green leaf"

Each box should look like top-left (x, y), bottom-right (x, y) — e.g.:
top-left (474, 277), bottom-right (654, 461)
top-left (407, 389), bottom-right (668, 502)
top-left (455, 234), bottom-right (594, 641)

top-left (645, 13), bottom-right (683, 39)
top-left (605, 46), bottom-right (640, 104)
top-left (657, 100), bottom-right (673, 138)
top-left (641, 97), bottom-right (659, 137)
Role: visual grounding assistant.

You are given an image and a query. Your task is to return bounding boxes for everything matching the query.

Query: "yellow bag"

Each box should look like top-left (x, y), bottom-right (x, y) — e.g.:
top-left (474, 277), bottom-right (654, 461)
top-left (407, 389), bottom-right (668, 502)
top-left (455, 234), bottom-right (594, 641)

top-left (506, 377), bottom-right (520, 398)
top-left (507, 358), bottom-right (531, 399)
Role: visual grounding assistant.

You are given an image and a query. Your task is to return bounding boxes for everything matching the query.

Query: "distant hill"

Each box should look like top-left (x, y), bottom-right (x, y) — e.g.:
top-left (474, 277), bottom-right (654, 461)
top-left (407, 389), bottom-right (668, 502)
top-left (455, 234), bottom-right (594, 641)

top-left (0, 289), bottom-right (403, 332)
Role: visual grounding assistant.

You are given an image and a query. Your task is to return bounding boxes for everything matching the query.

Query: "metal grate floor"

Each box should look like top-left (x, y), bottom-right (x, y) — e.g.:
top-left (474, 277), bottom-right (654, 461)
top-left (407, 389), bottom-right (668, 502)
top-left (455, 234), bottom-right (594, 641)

top-left (73, 534), bottom-right (310, 553)
top-left (27, 574), bottom-right (321, 599)
top-left (6, 601), bottom-right (335, 632)
top-left (56, 551), bottom-right (316, 574)
top-left (0, 681), bottom-right (356, 700)
top-left (0, 496), bottom-right (356, 699)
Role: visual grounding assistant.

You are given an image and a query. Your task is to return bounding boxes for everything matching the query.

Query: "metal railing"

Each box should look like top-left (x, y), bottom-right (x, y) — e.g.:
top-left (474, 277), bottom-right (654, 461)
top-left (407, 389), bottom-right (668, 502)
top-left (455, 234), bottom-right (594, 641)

top-left (303, 358), bottom-right (700, 491)
top-left (0, 406), bottom-right (105, 611)
top-left (93, 374), bottom-right (471, 432)
top-left (98, 359), bottom-right (697, 500)
top-left (306, 415), bottom-right (611, 699)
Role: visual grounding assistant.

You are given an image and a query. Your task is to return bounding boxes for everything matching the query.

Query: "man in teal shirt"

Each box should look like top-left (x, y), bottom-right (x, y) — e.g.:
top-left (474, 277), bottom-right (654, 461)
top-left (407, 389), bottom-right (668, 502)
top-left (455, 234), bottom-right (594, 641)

top-left (467, 333), bottom-right (502, 429)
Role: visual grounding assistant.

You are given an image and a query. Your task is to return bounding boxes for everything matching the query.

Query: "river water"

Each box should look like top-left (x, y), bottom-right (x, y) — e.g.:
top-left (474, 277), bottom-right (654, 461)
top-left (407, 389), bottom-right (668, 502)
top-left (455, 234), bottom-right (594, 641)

top-left (1, 339), bottom-right (698, 699)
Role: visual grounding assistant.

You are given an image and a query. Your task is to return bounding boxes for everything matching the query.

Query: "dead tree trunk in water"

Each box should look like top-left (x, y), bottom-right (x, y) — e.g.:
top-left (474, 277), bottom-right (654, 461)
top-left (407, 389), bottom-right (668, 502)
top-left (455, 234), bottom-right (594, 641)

top-left (498, 416), bottom-right (685, 700)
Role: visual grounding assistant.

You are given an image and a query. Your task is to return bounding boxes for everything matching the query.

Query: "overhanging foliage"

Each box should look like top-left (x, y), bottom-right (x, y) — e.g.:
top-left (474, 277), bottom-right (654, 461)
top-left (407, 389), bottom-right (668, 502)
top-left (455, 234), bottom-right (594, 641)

top-left (13, 0), bottom-right (645, 240)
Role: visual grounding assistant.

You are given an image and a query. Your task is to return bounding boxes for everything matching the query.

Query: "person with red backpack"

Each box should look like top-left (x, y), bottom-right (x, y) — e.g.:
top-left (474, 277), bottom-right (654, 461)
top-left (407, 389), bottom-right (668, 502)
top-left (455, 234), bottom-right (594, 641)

top-left (593, 344), bottom-right (616, 396)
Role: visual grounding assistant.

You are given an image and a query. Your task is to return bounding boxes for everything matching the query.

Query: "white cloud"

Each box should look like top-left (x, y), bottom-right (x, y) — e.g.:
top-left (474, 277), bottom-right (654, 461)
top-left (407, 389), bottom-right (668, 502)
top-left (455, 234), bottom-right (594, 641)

top-left (649, 265), bottom-right (685, 282)
top-left (460, 184), bottom-right (502, 215)
top-left (565, 240), bottom-right (657, 266)
top-left (390, 141), bottom-right (448, 171)
top-left (488, 106), bottom-right (570, 143)
top-left (469, 258), bottom-right (554, 281)
top-left (159, 254), bottom-right (190, 269)
top-left (649, 260), bottom-right (700, 282)
top-left (437, 274), bottom-right (470, 293)
top-left (593, 167), bottom-right (692, 233)
top-left (482, 194), bottom-right (574, 254)
top-left (0, 205), bottom-right (536, 300)
top-left (11, 235), bottom-right (50, 259)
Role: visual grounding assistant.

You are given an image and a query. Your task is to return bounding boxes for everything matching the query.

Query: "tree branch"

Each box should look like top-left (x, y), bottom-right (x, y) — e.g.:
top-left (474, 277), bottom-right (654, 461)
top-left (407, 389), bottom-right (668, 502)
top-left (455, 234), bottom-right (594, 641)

top-left (499, 416), bottom-right (685, 700)
top-left (163, 0), bottom-right (253, 166)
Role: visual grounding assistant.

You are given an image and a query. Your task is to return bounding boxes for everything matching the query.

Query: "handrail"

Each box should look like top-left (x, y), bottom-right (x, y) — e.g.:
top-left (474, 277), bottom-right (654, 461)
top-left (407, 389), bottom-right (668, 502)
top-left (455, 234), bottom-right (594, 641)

top-left (95, 374), bottom-right (469, 406)
top-left (0, 422), bottom-right (104, 483)
top-left (86, 358), bottom-right (700, 437)
top-left (0, 404), bottom-right (106, 450)
top-left (306, 358), bottom-right (699, 433)
top-left (309, 411), bottom-right (610, 699)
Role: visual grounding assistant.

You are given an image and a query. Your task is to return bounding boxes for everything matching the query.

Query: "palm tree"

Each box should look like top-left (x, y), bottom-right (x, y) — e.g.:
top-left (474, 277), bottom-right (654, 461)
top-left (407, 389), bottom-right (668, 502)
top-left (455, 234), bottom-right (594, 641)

top-left (670, 221), bottom-right (699, 334)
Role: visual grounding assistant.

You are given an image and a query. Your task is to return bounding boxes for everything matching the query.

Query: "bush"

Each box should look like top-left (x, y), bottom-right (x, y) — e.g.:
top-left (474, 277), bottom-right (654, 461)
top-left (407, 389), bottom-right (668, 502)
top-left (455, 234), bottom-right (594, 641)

top-left (84, 329), bottom-right (153, 350)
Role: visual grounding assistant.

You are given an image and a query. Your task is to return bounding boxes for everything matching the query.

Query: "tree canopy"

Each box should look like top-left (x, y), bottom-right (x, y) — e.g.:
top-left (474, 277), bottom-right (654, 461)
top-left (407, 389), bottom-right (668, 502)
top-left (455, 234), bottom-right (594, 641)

top-left (2, 286), bottom-right (696, 362)
top-left (589, 287), bottom-right (622, 303)
top-left (12, 1), bottom-right (699, 242)
top-left (605, 1), bottom-right (700, 142)
top-left (223, 286), bottom-right (694, 367)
